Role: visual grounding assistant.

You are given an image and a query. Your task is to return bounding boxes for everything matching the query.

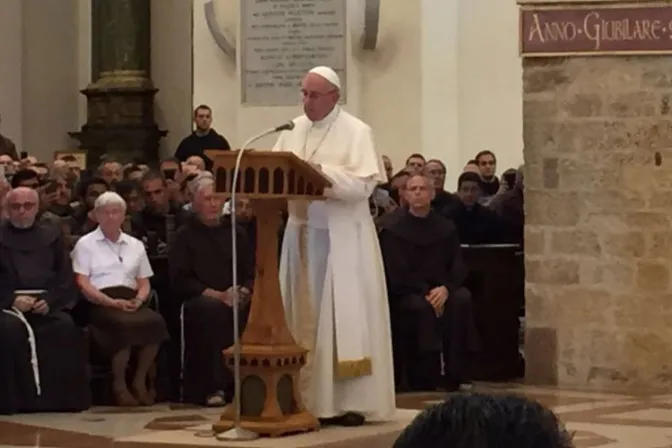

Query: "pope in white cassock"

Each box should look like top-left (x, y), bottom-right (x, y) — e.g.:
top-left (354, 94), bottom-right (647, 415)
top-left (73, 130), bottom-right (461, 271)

top-left (273, 66), bottom-right (396, 427)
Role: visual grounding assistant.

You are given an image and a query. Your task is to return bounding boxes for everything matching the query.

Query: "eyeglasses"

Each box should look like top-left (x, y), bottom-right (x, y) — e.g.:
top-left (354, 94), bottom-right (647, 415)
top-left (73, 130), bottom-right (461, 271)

top-left (301, 89), bottom-right (336, 100)
top-left (9, 202), bottom-right (36, 211)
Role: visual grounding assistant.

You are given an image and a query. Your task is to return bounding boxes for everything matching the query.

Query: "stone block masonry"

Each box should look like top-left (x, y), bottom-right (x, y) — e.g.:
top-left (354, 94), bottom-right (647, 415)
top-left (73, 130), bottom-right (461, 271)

top-left (524, 56), bottom-right (672, 389)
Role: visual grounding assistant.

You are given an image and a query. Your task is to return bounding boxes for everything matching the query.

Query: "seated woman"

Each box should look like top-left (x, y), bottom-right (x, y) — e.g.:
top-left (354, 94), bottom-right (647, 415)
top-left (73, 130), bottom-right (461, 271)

top-left (72, 191), bottom-right (169, 407)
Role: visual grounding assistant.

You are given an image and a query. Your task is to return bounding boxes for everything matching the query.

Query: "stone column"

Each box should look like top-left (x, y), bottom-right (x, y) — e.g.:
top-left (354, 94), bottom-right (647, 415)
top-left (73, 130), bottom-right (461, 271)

top-left (521, 0), bottom-right (672, 390)
top-left (71, 0), bottom-right (165, 167)
top-left (0, 0), bottom-right (23, 149)
top-left (96, 0), bottom-right (151, 87)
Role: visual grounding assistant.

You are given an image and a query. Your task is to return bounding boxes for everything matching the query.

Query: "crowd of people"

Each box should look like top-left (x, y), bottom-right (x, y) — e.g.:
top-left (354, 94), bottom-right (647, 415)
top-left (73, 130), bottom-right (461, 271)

top-left (0, 111), bottom-right (247, 412)
top-left (376, 150), bottom-right (524, 247)
top-left (0, 51), bottom-right (578, 443)
top-left (0, 134), bottom-right (524, 408)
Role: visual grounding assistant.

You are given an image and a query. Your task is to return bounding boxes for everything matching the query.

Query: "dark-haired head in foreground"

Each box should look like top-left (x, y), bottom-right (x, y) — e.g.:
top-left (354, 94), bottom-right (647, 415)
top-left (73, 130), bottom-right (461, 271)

top-left (393, 393), bottom-right (573, 448)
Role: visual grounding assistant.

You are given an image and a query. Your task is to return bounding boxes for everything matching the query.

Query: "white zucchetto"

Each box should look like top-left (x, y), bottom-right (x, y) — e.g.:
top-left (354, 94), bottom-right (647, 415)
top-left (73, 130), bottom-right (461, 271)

top-left (308, 66), bottom-right (341, 90)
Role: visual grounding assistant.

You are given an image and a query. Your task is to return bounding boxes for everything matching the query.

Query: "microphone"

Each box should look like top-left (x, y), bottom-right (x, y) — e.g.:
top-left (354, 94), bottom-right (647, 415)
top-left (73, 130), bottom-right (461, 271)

top-left (226, 119), bottom-right (293, 437)
top-left (274, 120), bottom-right (295, 132)
top-left (231, 120), bottom-right (295, 201)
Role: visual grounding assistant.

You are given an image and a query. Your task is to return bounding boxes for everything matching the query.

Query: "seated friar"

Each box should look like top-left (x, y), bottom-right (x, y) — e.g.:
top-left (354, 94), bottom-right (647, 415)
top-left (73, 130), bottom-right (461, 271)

top-left (378, 172), bottom-right (478, 393)
top-left (0, 187), bottom-right (91, 414)
top-left (168, 177), bottom-right (254, 407)
top-left (9, 169), bottom-right (64, 228)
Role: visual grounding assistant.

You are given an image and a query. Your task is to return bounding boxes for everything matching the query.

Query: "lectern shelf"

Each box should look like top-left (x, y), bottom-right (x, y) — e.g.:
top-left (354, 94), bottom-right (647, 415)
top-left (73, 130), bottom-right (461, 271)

top-left (208, 149), bottom-right (330, 437)
top-left (208, 150), bottom-right (331, 200)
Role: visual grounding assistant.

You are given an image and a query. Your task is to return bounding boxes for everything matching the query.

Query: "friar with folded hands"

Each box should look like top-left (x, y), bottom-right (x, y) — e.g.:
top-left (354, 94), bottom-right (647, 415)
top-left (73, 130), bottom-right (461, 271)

top-left (0, 187), bottom-right (90, 414)
top-left (168, 177), bottom-right (254, 407)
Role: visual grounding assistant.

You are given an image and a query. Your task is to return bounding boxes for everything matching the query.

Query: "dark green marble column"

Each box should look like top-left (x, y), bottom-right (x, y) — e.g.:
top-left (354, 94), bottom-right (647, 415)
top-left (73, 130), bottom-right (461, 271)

top-left (71, 0), bottom-right (165, 167)
top-left (95, 0), bottom-right (151, 87)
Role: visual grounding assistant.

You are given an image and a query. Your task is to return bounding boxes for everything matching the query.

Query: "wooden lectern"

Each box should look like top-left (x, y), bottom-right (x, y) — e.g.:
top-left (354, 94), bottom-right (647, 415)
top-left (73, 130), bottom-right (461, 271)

top-left (209, 150), bottom-right (330, 437)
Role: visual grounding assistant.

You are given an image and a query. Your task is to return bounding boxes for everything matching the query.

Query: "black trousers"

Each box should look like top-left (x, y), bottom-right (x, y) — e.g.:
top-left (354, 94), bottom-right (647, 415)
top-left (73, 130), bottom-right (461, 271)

top-left (181, 296), bottom-right (249, 405)
top-left (391, 287), bottom-right (474, 391)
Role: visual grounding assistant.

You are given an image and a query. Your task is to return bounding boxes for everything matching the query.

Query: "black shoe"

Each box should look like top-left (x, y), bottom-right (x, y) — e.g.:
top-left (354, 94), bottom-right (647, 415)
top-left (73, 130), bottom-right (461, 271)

top-left (443, 375), bottom-right (462, 392)
top-left (319, 412), bottom-right (366, 427)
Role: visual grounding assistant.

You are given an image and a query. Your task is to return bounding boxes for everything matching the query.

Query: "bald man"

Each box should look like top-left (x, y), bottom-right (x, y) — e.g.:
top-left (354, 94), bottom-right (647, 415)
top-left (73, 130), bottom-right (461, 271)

top-left (0, 187), bottom-right (89, 414)
top-left (273, 66), bottom-right (394, 426)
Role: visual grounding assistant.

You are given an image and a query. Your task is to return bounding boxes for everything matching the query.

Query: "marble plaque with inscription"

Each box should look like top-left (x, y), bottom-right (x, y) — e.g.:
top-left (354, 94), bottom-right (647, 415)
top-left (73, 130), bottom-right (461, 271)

top-left (520, 5), bottom-right (672, 57)
top-left (241, 0), bottom-right (347, 106)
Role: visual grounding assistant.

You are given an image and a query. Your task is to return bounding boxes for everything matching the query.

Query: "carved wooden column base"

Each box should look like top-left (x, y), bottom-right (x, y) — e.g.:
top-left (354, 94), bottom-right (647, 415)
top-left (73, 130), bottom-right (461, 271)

top-left (213, 345), bottom-right (319, 437)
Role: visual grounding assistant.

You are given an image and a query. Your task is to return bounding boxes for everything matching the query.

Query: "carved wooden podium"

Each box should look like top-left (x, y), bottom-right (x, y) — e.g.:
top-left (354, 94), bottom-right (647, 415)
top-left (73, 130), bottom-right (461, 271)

top-left (209, 150), bottom-right (330, 437)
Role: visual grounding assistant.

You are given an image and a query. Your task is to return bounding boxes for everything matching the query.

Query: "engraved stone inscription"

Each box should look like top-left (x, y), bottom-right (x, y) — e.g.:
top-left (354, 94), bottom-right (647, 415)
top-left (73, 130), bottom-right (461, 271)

top-left (520, 6), bottom-right (672, 57)
top-left (241, 0), bottom-right (347, 107)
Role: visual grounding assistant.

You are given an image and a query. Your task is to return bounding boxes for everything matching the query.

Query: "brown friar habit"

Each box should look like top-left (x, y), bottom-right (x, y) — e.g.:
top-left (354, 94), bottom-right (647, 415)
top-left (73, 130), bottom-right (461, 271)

top-left (378, 208), bottom-right (475, 390)
top-left (379, 208), bottom-right (467, 300)
top-left (0, 221), bottom-right (90, 414)
top-left (169, 216), bottom-right (255, 404)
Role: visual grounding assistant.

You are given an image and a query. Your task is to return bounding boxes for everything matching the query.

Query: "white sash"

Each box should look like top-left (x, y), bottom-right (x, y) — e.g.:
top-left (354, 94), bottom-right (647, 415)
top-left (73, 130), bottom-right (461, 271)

top-left (3, 308), bottom-right (41, 396)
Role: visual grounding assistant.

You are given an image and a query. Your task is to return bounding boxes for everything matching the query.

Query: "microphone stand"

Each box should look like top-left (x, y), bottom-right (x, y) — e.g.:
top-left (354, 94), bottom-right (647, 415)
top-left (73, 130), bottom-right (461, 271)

top-left (216, 126), bottom-right (285, 442)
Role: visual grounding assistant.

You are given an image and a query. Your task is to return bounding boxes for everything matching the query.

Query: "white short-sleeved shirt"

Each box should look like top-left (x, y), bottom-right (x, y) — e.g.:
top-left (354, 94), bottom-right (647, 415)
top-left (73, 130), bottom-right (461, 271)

top-left (71, 227), bottom-right (153, 290)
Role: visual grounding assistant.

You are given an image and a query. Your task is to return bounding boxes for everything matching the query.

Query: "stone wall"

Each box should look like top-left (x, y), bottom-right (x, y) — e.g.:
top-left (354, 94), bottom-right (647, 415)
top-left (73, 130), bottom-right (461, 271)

top-left (524, 56), bottom-right (672, 389)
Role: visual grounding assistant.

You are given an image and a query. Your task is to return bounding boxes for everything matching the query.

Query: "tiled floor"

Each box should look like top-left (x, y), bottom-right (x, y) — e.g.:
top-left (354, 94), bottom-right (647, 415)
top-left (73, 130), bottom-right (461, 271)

top-left (0, 383), bottom-right (670, 447)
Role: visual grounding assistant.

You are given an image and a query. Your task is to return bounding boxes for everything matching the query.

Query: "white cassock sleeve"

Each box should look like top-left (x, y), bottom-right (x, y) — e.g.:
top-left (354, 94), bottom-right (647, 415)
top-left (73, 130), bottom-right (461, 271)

top-left (320, 124), bottom-right (382, 202)
top-left (320, 166), bottom-right (377, 202)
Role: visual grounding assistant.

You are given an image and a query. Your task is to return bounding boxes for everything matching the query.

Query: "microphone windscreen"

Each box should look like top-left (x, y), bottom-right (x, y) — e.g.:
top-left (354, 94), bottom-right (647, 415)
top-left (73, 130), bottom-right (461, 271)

top-left (275, 121), bottom-right (295, 132)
